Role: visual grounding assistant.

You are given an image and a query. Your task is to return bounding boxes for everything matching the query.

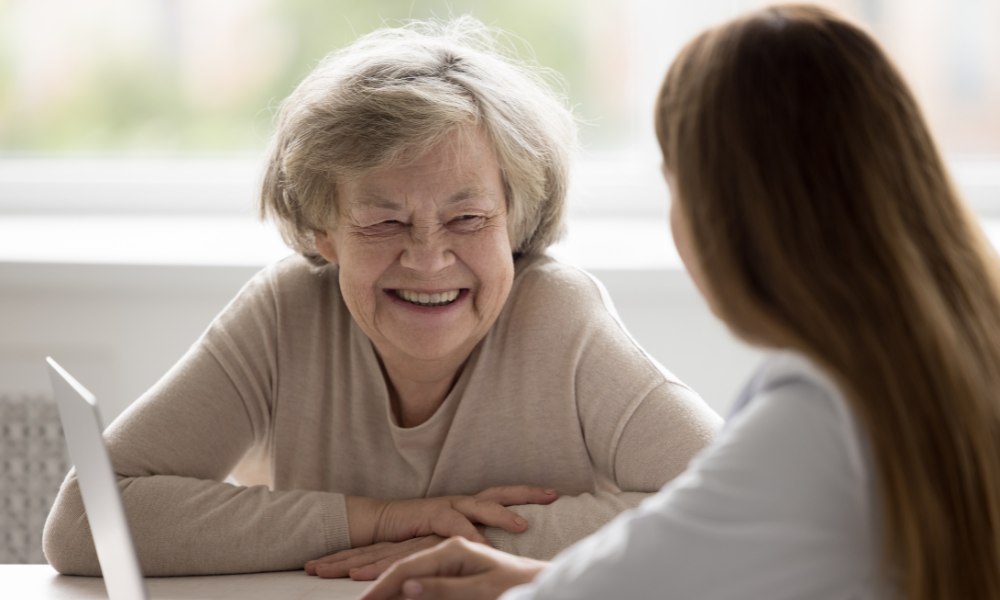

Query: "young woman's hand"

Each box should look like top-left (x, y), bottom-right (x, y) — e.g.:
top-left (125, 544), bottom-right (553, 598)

top-left (360, 537), bottom-right (547, 600)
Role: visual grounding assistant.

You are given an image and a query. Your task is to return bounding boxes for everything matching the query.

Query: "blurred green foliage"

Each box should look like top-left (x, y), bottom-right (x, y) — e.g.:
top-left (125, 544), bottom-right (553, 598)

top-left (0, 0), bottom-right (616, 155)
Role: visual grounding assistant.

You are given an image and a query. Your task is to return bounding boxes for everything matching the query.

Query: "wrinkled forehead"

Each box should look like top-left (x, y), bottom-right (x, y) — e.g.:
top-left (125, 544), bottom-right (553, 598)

top-left (346, 185), bottom-right (500, 211)
top-left (337, 128), bottom-right (505, 213)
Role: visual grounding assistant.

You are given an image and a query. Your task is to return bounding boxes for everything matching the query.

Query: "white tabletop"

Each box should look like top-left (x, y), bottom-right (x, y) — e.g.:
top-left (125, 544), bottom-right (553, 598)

top-left (3, 564), bottom-right (371, 599)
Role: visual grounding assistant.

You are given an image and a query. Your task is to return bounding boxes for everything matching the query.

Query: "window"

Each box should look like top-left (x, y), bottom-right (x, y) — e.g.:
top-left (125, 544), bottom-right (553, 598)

top-left (2, 0), bottom-right (999, 216)
top-left (1, 0), bottom-right (627, 153)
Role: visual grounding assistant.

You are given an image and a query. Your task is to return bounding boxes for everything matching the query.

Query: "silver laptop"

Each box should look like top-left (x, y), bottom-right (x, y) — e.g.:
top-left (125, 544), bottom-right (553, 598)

top-left (46, 357), bottom-right (149, 600)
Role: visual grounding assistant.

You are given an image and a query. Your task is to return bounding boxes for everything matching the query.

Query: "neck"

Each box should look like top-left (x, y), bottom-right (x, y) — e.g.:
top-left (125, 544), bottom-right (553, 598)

top-left (380, 356), bottom-right (466, 428)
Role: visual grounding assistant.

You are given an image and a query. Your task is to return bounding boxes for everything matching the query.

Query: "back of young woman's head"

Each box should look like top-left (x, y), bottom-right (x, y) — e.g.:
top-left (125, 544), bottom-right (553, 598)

top-left (656, 4), bottom-right (1000, 598)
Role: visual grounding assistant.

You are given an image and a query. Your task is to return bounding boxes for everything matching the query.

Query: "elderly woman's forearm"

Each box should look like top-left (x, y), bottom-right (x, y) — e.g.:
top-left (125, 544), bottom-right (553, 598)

top-left (45, 473), bottom-right (348, 576)
top-left (483, 491), bottom-right (651, 559)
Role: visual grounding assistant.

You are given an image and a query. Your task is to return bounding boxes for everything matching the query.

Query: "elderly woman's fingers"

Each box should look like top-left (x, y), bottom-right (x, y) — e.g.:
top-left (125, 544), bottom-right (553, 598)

top-left (426, 503), bottom-right (493, 541)
top-left (309, 538), bottom-right (442, 578)
top-left (345, 537), bottom-right (443, 581)
top-left (447, 497), bottom-right (533, 534)
top-left (310, 485), bottom-right (560, 579)
top-left (474, 485), bottom-right (559, 506)
top-left (306, 541), bottom-right (393, 576)
top-left (306, 541), bottom-right (399, 577)
top-left (308, 536), bottom-right (444, 580)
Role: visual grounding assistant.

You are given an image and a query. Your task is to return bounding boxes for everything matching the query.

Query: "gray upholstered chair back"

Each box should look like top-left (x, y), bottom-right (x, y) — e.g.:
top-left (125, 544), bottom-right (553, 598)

top-left (1, 393), bottom-right (69, 564)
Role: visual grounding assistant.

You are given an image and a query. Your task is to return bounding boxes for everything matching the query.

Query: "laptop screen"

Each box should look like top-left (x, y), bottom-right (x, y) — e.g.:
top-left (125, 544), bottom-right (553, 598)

top-left (47, 357), bottom-right (149, 600)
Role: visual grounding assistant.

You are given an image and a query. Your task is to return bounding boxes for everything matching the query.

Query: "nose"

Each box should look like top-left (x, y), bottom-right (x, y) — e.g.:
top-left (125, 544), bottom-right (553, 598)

top-left (399, 225), bottom-right (456, 273)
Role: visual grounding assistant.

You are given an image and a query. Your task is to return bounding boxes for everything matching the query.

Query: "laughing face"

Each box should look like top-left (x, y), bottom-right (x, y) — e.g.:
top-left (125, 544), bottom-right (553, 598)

top-left (314, 128), bottom-right (515, 371)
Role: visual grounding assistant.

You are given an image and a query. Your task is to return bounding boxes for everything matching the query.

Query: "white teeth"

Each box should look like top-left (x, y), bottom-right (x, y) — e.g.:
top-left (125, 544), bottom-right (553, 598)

top-left (396, 289), bottom-right (460, 307)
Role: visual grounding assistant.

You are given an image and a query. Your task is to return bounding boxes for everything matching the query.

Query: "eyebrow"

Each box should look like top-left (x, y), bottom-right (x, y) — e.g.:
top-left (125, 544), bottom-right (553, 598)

top-left (352, 193), bottom-right (402, 210)
top-left (350, 186), bottom-right (493, 209)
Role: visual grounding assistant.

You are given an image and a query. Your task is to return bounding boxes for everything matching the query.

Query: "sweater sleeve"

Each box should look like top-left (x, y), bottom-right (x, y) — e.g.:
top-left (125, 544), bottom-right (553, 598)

top-left (483, 265), bottom-right (722, 559)
top-left (483, 381), bottom-right (720, 559)
top-left (42, 266), bottom-right (352, 576)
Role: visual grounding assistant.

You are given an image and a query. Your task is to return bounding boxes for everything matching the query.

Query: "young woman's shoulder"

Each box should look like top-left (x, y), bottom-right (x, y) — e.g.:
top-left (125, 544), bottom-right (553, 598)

top-left (726, 351), bottom-right (871, 494)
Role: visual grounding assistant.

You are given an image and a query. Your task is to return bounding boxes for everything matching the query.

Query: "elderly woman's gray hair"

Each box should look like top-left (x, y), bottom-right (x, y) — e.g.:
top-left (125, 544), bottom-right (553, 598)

top-left (260, 16), bottom-right (578, 265)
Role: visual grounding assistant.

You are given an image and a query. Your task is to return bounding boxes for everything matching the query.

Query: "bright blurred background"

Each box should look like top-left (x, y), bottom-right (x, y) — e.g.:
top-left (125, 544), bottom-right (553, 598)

top-left (2, 0), bottom-right (998, 200)
top-left (3, 0), bottom-right (1000, 461)
top-left (2, 0), bottom-right (999, 565)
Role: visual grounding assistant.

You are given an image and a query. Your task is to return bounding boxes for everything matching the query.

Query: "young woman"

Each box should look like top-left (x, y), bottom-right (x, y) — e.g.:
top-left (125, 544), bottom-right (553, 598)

top-left (360, 4), bottom-right (1000, 599)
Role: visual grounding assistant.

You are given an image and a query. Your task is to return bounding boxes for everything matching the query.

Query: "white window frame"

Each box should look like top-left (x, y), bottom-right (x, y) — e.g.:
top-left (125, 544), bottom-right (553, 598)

top-left (2, 154), bottom-right (999, 218)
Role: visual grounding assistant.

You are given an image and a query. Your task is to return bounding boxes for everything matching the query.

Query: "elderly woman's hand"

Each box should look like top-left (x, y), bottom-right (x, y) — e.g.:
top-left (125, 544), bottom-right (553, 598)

top-left (306, 535), bottom-right (445, 579)
top-left (329, 486), bottom-right (557, 576)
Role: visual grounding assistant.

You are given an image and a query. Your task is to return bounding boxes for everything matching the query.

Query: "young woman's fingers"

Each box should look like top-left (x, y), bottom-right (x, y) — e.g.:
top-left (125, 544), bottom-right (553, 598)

top-left (359, 538), bottom-right (495, 600)
top-left (398, 574), bottom-right (508, 600)
top-left (393, 545), bottom-right (546, 599)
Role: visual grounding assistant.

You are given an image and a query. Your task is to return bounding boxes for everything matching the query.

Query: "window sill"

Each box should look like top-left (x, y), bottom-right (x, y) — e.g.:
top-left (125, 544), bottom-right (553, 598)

top-left (0, 214), bottom-right (688, 294)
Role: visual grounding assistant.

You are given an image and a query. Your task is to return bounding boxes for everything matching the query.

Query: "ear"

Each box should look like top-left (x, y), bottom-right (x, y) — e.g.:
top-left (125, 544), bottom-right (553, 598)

top-left (313, 230), bottom-right (339, 264)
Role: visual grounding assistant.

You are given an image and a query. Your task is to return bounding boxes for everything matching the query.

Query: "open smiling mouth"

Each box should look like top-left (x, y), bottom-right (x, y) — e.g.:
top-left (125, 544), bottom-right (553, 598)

top-left (393, 289), bottom-right (463, 307)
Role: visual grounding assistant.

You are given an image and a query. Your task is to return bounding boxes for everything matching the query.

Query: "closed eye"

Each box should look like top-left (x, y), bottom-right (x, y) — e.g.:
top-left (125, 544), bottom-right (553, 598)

top-left (449, 215), bottom-right (486, 232)
top-left (361, 220), bottom-right (407, 236)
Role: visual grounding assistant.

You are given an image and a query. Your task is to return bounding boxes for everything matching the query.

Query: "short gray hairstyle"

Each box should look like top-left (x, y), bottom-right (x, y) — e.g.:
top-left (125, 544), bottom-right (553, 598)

top-left (260, 16), bottom-right (578, 265)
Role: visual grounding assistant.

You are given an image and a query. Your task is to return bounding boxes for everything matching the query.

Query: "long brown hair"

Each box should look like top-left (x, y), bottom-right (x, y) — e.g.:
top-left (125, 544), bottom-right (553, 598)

top-left (656, 4), bottom-right (1000, 598)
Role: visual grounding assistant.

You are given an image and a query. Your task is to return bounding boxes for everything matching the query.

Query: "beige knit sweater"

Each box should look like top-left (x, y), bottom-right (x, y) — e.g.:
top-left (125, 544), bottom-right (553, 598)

top-left (43, 253), bottom-right (721, 576)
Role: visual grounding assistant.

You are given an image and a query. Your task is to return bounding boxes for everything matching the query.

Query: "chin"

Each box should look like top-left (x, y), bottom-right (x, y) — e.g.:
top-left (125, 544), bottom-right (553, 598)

top-left (406, 343), bottom-right (469, 363)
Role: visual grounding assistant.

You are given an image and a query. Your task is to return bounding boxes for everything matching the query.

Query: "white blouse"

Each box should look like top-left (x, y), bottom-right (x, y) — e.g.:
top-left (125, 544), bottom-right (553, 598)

top-left (502, 352), bottom-right (888, 600)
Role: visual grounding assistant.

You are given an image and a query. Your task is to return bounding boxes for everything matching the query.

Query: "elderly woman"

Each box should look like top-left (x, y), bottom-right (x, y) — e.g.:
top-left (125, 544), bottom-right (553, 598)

top-left (43, 17), bottom-right (720, 579)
